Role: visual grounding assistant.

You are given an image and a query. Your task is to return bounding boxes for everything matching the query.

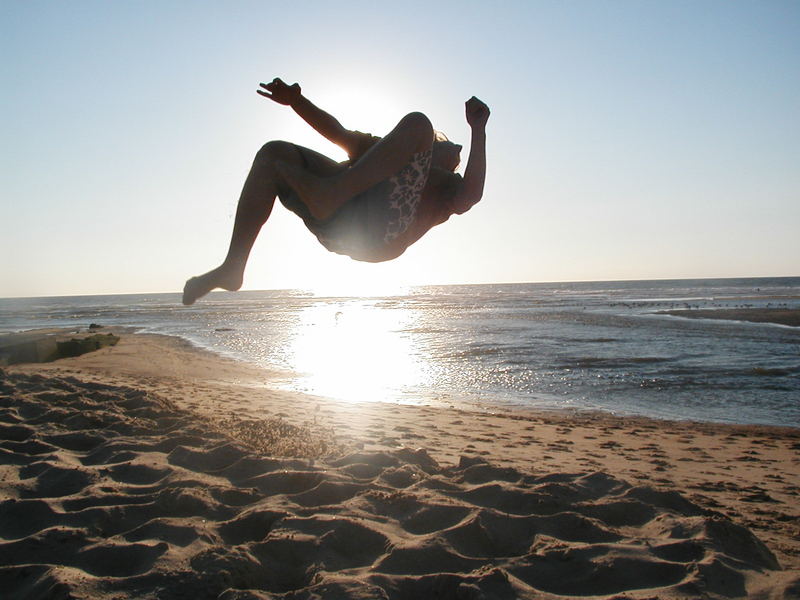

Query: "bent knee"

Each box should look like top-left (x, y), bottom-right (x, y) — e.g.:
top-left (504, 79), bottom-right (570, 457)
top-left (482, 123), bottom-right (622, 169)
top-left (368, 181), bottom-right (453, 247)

top-left (400, 111), bottom-right (434, 140)
top-left (255, 140), bottom-right (297, 164)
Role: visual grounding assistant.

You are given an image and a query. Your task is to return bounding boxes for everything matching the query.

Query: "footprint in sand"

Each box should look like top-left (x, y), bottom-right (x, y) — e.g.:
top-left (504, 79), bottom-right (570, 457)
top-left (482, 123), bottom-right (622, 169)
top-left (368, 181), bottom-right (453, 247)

top-left (1, 371), bottom-right (793, 600)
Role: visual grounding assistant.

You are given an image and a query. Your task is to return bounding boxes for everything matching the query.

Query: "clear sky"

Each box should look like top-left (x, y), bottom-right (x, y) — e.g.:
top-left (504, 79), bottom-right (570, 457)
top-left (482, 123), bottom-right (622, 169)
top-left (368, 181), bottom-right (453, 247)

top-left (2, 0), bottom-right (798, 298)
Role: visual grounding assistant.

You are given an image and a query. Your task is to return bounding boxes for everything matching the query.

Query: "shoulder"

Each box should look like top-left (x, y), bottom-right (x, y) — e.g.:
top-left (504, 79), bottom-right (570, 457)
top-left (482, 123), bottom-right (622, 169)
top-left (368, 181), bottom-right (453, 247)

top-left (425, 168), bottom-right (463, 212)
top-left (414, 168), bottom-right (462, 227)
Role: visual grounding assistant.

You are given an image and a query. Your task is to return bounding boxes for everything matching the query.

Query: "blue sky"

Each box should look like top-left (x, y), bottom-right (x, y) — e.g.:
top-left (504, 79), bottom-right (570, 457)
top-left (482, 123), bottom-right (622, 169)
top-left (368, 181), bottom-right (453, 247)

top-left (2, 1), bottom-right (798, 297)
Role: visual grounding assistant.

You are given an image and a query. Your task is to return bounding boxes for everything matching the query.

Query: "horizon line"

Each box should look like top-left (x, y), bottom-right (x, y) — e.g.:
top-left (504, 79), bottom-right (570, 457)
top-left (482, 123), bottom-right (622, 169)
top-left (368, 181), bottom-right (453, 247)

top-left (2, 274), bottom-right (799, 301)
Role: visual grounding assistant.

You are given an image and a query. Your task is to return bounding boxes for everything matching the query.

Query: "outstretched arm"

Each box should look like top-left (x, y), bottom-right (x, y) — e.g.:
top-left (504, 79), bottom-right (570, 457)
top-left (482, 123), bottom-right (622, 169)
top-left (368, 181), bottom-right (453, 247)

top-left (451, 97), bottom-right (490, 215)
top-left (257, 78), bottom-right (363, 157)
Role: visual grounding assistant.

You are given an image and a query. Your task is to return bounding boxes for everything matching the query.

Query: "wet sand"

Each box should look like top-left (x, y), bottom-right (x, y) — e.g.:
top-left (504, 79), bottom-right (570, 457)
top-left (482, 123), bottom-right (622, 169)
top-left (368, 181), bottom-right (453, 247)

top-left (2, 330), bottom-right (799, 599)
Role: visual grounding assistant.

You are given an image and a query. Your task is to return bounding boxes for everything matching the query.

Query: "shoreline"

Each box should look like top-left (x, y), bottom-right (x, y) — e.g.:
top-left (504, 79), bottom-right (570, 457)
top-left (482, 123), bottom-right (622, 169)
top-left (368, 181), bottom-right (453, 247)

top-left (6, 325), bottom-right (797, 429)
top-left (2, 330), bottom-right (800, 598)
top-left (3, 327), bottom-right (799, 438)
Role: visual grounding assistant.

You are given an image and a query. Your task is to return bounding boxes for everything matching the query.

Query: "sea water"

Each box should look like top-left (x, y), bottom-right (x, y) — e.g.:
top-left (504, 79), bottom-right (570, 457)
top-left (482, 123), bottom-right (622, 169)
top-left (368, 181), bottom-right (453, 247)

top-left (1, 277), bottom-right (798, 427)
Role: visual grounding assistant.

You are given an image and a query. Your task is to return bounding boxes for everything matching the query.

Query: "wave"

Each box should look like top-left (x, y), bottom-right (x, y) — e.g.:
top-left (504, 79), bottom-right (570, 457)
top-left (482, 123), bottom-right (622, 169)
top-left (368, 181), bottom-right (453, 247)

top-left (556, 357), bottom-right (671, 369)
top-left (562, 338), bottom-right (619, 343)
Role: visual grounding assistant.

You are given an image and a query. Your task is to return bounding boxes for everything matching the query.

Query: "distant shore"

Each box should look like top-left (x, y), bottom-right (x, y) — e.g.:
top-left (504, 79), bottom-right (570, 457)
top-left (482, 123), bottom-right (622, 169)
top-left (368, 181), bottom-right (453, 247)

top-left (2, 329), bottom-right (799, 598)
top-left (659, 307), bottom-right (800, 327)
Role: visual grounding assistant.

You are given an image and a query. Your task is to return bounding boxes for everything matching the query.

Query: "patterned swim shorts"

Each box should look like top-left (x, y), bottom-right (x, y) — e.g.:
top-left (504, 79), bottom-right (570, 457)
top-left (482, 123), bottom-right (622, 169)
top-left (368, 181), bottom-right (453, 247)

top-left (383, 148), bottom-right (433, 243)
top-left (277, 144), bottom-right (434, 262)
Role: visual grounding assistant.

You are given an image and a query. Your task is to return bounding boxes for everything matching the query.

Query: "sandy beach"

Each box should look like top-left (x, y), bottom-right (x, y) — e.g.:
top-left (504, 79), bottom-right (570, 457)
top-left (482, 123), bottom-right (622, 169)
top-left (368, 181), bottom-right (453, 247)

top-left (2, 330), bottom-right (799, 599)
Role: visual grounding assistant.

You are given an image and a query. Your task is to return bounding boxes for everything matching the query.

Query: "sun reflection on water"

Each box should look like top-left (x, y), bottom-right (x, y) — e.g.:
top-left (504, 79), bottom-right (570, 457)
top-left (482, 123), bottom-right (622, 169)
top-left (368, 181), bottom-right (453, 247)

top-left (286, 299), bottom-right (429, 403)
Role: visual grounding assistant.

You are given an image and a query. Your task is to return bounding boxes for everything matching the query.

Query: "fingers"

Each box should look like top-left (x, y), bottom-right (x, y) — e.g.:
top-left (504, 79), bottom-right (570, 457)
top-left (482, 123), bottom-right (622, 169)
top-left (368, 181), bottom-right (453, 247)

top-left (257, 81), bottom-right (274, 98)
top-left (465, 96), bottom-right (490, 122)
top-left (258, 78), bottom-right (284, 91)
top-left (466, 96), bottom-right (488, 109)
top-left (257, 78), bottom-right (285, 100)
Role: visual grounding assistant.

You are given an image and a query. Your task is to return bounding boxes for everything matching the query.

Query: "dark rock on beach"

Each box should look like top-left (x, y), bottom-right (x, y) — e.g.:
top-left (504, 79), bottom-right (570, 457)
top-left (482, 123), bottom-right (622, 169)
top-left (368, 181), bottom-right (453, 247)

top-left (0, 331), bottom-right (119, 366)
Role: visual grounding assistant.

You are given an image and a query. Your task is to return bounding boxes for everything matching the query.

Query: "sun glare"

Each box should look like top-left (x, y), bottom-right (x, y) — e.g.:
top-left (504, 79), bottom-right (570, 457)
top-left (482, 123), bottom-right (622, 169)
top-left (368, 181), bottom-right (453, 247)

top-left (300, 258), bottom-right (413, 298)
top-left (305, 277), bottom-right (410, 299)
top-left (317, 83), bottom-right (408, 140)
top-left (286, 299), bottom-right (428, 404)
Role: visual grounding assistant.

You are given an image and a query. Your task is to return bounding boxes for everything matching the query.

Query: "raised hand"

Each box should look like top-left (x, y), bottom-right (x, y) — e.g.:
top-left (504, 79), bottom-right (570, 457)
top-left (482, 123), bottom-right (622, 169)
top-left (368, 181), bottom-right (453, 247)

top-left (257, 78), bottom-right (302, 106)
top-left (465, 96), bottom-right (490, 129)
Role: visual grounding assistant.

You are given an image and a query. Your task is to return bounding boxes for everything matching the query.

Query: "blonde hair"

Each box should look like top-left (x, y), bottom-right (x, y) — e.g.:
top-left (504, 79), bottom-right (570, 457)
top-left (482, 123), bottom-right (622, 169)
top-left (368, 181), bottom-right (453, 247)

top-left (432, 130), bottom-right (461, 172)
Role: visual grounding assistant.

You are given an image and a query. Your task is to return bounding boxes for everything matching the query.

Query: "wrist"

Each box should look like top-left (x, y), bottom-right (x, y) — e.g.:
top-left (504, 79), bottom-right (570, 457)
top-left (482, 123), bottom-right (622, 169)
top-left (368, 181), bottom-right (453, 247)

top-left (289, 95), bottom-right (306, 110)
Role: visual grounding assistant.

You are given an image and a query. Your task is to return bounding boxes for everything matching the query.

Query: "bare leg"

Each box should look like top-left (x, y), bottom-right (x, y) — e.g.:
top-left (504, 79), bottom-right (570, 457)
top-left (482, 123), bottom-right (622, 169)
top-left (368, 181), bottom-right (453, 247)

top-left (277, 111), bottom-right (434, 221)
top-left (182, 141), bottom-right (339, 305)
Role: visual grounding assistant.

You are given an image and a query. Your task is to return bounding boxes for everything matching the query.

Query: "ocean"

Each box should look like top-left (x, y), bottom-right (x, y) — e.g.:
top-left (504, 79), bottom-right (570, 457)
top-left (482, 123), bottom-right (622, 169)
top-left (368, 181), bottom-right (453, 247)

top-left (1, 277), bottom-right (798, 427)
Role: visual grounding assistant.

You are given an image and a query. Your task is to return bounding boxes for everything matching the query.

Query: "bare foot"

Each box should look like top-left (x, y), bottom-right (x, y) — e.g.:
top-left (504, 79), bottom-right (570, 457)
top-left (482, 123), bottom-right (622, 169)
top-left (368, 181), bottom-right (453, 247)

top-left (275, 161), bottom-right (346, 221)
top-left (182, 265), bottom-right (243, 305)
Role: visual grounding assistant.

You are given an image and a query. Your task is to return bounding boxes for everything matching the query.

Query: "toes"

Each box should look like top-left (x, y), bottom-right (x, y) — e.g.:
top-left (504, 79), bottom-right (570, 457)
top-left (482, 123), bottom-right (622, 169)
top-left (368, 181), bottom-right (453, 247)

top-left (182, 278), bottom-right (201, 306)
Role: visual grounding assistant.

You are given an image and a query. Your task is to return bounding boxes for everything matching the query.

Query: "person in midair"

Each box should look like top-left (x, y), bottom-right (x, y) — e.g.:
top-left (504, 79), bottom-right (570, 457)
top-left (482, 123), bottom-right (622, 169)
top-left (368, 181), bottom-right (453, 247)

top-left (182, 77), bottom-right (489, 305)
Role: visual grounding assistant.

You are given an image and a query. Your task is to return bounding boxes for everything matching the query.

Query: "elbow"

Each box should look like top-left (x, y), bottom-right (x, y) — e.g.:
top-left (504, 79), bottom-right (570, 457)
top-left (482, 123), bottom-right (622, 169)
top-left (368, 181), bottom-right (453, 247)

top-left (451, 193), bottom-right (482, 215)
